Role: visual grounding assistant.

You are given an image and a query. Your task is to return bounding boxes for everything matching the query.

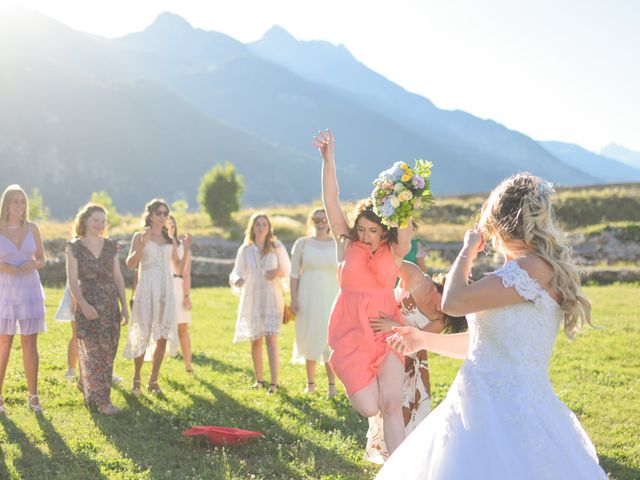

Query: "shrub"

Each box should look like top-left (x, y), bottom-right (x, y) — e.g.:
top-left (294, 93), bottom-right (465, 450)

top-left (198, 162), bottom-right (244, 227)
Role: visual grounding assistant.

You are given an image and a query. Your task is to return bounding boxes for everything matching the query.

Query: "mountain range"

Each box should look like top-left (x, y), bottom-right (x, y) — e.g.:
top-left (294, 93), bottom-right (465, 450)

top-left (1, 6), bottom-right (638, 217)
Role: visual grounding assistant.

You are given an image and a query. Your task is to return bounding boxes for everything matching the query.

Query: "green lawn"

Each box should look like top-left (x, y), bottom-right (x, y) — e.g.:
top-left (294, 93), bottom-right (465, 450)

top-left (0, 285), bottom-right (638, 479)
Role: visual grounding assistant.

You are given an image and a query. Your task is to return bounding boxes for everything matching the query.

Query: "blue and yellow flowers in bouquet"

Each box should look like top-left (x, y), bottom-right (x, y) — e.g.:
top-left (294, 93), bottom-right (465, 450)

top-left (371, 160), bottom-right (433, 228)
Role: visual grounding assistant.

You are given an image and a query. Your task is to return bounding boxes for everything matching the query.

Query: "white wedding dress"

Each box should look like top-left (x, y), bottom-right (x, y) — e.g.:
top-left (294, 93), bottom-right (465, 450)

top-left (376, 260), bottom-right (607, 479)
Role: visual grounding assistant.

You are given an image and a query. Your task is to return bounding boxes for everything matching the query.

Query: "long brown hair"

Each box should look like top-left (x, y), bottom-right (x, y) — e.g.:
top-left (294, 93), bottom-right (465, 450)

top-left (73, 203), bottom-right (107, 238)
top-left (347, 199), bottom-right (398, 243)
top-left (0, 184), bottom-right (29, 226)
top-left (243, 212), bottom-right (276, 254)
top-left (142, 198), bottom-right (172, 244)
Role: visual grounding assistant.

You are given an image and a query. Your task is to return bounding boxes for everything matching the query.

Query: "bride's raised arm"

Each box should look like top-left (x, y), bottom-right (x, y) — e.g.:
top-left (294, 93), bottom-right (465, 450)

top-left (313, 129), bottom-right (349, 240)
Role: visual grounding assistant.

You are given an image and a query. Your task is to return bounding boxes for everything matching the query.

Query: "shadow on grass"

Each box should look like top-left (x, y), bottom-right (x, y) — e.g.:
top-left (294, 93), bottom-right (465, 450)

top-left (36, 415), bottom-right (108, 479)
top-left (191, 376), bottom-right (365, 478)
top-left (189, 352), bottom-right (253, 378)
top-left (600, 456), bottom-right (640, 480)
top-left (0, 415), bottom-right (46, 479)
top-left (0, 414), bottom-right (105, 480)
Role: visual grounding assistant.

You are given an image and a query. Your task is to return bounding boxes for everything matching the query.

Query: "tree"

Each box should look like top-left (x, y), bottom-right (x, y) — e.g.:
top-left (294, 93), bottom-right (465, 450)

top-left (198, 162), bottom-right (244, 226)
top-left (171, 199), bottom-right (189, 227)
top-left (28, 188), bottom-right (50, 221)
top-left (90, 190), bottom-right (121, 227)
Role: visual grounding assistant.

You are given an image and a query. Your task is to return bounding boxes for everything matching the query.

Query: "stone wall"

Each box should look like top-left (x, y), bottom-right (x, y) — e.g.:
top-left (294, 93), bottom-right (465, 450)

top-left (39, 231), bottom-right (639, 287)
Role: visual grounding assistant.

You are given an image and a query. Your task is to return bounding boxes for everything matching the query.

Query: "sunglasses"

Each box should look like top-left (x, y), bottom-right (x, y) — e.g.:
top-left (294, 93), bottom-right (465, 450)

top-left (154, 210), bottom-right (170, 217)
top-left (312, 217), bottom-right (328, 224)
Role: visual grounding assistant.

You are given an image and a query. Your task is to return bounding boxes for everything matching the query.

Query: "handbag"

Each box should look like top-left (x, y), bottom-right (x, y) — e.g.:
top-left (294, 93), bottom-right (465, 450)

top-left (283, 304), bottom-right (295, 324)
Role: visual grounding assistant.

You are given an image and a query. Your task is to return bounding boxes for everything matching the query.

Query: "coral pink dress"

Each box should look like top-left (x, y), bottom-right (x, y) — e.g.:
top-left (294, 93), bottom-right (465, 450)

top-left (328, 241), bottom-right (403, 396)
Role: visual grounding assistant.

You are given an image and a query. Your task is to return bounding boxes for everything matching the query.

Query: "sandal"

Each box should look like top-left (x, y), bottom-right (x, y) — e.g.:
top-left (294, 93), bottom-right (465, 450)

top-left (0, 395), bottom-right (6, 415)
top-left (131, 379), bottom-right (142, 397)
top-left (27, 394), bottom-right (43, 413)
top-left (328, 383), bottom-right (337, 399)
top-left (147, 381), bottom-right (164, 396)
top-left (266, 383), bottom-right (279, 395)
top-left (251, 380), bottom-right (268, 389)
top-left (304, 382), bottom-right (316, 394)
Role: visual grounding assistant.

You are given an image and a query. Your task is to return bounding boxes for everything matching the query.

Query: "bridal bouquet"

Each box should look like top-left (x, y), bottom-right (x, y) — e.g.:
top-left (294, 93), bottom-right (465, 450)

top-left (371, 160), bottom-right (433, 228)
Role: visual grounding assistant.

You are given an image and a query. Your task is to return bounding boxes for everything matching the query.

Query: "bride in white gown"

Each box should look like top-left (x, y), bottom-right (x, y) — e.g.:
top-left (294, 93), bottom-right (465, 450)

top-left (377, 173), bottom-right (608, 479)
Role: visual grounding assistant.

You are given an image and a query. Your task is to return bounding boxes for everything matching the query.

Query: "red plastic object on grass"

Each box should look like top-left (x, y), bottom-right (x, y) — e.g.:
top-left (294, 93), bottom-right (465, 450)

top-left (183, 426), bottom-right (264, 445)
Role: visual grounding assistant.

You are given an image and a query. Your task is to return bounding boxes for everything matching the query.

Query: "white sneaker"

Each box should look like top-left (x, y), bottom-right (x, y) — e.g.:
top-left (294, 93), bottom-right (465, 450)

top-left (111, 373), bottom-right (123, 384)
top-left (64, 368), bottom-right (77, 382)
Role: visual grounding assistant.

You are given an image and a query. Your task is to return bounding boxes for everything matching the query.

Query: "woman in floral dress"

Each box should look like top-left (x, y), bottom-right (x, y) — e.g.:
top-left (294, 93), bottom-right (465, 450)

top-left (66, 203), bottom-right (129, 415)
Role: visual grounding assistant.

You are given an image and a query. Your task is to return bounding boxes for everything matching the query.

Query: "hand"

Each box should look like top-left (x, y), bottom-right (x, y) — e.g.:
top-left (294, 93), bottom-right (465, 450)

top-left (265, 269), bottom-right (279, 281)
top-left (17, 260), bottom-right (37, 273)
top-left (369, 311), bottom-right (401, 334)
top-left (79, 301), bottom-right (99, 320)
top-left (290, 298), bottom-right (299, 314)
top-left (461, 225), bottom-right (485, 258)
top-left (183, 296), bottom-right (192, 311)
top-left (181, 233), bottom-right (193, 251)
top-left (234, 278), bottom-right (245, 288)
top-left (386, 325), bottom-right (428, 355)
top-left (1, 263), bottom-right (19, 275)
top-left (121, 308), bottom-right (129, 326)
top-left (312, 129), bottom-right (335, 163)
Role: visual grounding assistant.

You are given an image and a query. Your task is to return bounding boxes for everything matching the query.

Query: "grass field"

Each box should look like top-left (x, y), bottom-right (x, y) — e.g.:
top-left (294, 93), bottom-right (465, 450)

top-left (0, 286), bottom-right (638, 479)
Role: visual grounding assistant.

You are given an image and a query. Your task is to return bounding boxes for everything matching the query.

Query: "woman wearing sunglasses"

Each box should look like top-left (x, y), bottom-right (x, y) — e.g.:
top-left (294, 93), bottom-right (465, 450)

top-left (123, 199), bottom-right (191, 396)
top-left (290, 208), bottom-right (339, 398)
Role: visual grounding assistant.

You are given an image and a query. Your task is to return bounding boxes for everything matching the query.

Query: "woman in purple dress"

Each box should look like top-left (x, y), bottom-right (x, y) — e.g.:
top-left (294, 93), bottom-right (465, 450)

top-left (0, 184), bottom-right (47, 414)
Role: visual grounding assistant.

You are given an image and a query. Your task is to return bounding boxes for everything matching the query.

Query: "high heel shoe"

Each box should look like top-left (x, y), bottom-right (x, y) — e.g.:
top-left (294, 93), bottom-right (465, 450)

top-left (27, 394), bottom-right (43, 413)
top-left (304, 382), bottom-right (316, 394)
top-left (147, 381), bottom-right (164, 396)
top-left (266, 383), bottom-right (279, 395)
top-left (131, 379), bottom-right (142, 397)
top-left (251, 380), bottom-right (267, 389)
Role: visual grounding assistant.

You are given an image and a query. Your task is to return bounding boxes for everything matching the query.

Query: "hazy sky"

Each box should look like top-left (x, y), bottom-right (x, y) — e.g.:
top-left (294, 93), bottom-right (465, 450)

top-left (18, 0), bottom-right (640, 152)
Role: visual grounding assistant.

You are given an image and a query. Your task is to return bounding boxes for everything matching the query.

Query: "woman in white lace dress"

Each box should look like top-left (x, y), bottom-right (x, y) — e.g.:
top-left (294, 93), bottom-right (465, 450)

top-left (290, 208), bottom-right (338, 397)
top-left (379, 173), bottom-right (608, 479)
top-left (230, 213), bottom-right (291, 394)
top-left (124, 199), bottom-right (191, 396)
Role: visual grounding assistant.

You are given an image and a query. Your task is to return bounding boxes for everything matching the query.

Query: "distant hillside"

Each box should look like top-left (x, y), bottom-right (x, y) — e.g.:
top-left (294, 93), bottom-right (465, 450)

top-left (540, 141), bottom-right (640, 183)
top-left (0, 7), bottom-right (617, 218)
top-left (601, 143), bottom-right (640, 171)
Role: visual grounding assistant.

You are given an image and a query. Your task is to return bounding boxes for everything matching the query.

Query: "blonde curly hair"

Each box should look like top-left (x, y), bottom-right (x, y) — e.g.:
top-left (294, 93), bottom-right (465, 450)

top-left (478, 172), bottom-right (592, 338)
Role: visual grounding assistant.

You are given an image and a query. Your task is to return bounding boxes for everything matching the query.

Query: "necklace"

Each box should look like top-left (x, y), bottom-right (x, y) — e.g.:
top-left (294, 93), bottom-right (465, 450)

top-left (6, 224), bottom-right (20, 230)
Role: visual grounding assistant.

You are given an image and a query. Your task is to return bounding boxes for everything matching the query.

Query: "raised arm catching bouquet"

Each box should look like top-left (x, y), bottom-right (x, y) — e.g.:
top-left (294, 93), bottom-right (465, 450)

top-left (372, 160), bottom-right (433, 228)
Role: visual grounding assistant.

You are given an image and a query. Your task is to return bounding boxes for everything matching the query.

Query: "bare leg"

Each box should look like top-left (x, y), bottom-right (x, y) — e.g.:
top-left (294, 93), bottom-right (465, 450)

top-left (132, 355), bottom-right (144, 395)
top-left (148, 338), bottom-right (167, 385)
top-left (68, 321), bottom-right (78, 370)
top-left (0, 335), bottom-right (14, 397)
top-left (177, 324), bottom-right (192, 372)
top-left (377, 353), bottom-right (405, 455)
top-left (348, 380), bottom-right (380, 418)
top-left (251, 338), bottom-right (264, 382)
top-left (305, 360), bottom-right (316, 392)
top-left (21, 334), bottom-right (40, 407)
top-left (265, 335), bottom-right (280, 386)
top-left (325, 362), bottom-right (337, 397)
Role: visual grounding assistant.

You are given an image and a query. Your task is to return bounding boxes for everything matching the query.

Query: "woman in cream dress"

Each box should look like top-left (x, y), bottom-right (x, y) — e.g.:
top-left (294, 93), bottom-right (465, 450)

top-left (290, 209), bottom-right (339, 397)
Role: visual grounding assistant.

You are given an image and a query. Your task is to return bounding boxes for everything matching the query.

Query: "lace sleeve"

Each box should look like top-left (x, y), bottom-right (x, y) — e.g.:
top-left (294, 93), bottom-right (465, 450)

top-left (229, 245), bottom-right (247, 294)
top-left (490, 261), bottom-right (544, 304)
